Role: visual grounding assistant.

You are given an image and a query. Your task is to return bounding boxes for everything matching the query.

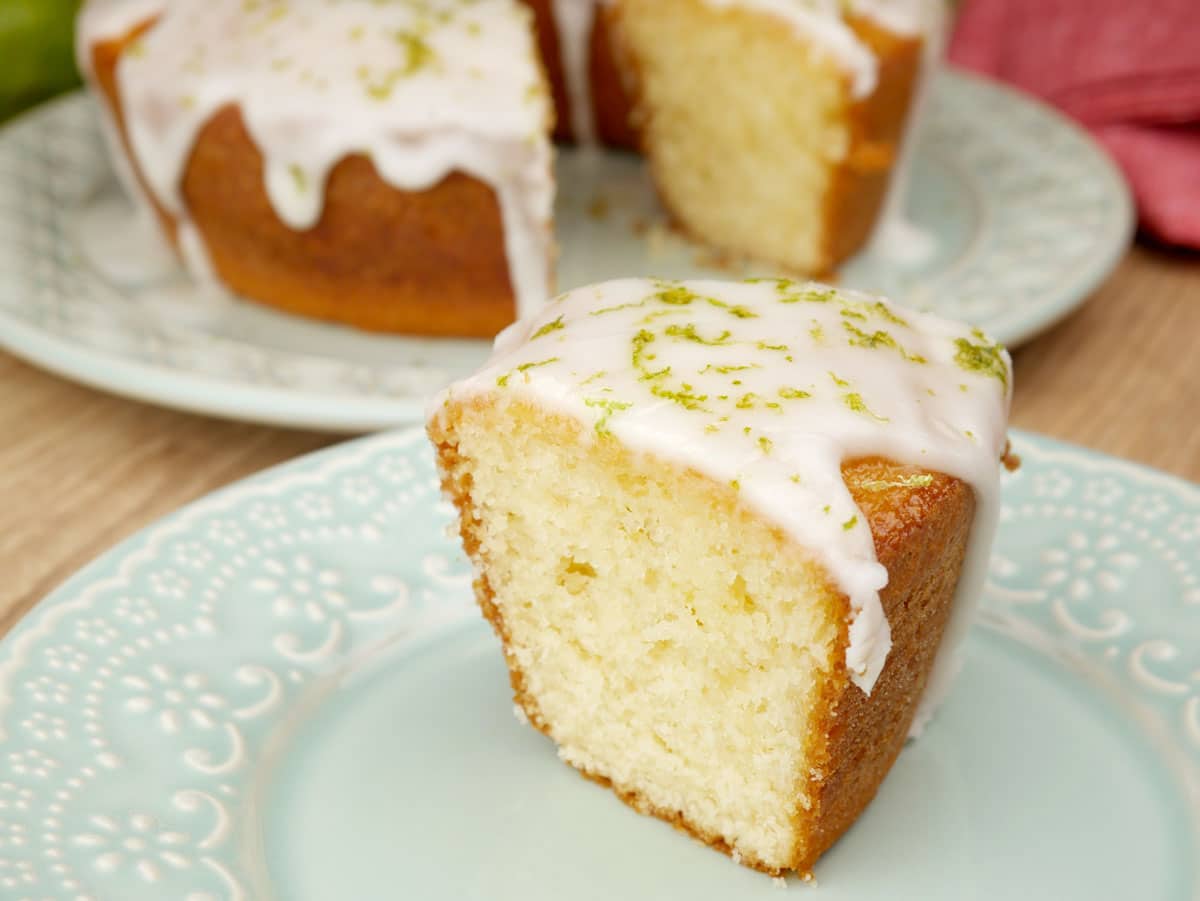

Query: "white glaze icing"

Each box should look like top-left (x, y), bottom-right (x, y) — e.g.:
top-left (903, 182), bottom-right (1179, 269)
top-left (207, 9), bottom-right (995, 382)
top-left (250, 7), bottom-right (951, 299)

top-left (552, 0), bottom-right (600, 143)
top-left (699, 0), bottom-right (933, 98)
top-left (76, 0), bottom-right (555, 315)
top-left (431, 277), bottom-right (1011, 709)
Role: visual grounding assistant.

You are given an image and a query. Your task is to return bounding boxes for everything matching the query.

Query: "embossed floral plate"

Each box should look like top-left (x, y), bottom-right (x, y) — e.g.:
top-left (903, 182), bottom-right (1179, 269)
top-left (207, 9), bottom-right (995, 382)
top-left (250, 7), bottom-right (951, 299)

top-left (0, 429), bottom-right (1196, 900)
top-left (0, 70), bottom-right (1132, 431)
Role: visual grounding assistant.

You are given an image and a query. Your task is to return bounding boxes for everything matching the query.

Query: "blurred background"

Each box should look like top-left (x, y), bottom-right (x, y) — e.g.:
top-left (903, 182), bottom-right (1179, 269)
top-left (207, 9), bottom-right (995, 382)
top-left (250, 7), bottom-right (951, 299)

top-left (0, 0), bottom-right (82, 125)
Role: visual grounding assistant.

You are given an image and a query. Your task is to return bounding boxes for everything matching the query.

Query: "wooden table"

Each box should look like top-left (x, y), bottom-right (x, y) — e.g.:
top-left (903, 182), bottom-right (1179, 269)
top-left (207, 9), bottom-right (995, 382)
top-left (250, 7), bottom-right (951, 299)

top-left (1, 244), bottom-right (1196, 636)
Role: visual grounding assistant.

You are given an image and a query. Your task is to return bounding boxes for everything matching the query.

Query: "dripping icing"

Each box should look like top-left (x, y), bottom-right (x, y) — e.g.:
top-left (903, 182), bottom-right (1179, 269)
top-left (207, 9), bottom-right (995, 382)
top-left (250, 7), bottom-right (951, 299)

top-left (552, 0), bottom-right (599, 144)
top-left (432, 278), bottom-right (1011, 727)
top-left (77, 0), bottom-right (555, 315)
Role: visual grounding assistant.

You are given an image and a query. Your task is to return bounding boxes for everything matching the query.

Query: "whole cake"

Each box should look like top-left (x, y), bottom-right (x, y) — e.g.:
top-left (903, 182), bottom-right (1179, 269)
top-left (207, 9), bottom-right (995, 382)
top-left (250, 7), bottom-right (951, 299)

top-left (428, 277), bottom-right (1011, 875)
top-left (77, 0), bottom-right (939, 336)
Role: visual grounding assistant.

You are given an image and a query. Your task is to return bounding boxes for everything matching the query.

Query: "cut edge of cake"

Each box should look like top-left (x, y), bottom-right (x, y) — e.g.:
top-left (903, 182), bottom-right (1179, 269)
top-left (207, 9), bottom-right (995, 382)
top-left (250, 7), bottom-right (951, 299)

top-left (429, 392), bottom-right (976, 875)
top-left (607, 0), bottom-right (925, 274)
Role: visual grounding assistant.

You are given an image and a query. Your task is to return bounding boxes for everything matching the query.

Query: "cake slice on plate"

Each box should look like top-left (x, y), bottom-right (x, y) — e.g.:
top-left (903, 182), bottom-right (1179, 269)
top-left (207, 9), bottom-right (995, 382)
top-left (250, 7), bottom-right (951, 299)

top-left (78, 0), bottom-right (938, 336)
top-left (427, 277), bottom-right (1011, 876)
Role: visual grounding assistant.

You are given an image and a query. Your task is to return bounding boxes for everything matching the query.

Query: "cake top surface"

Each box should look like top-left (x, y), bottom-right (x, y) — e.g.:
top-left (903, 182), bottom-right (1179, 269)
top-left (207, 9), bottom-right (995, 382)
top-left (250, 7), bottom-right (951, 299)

top-left (433, 277), bottom-right (1011, 692)
top-left (79, 0), bottom-right (549, 140)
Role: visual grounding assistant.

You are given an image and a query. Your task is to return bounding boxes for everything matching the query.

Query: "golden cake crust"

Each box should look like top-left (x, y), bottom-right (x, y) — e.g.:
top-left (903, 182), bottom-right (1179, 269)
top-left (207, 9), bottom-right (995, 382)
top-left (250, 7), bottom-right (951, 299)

top-left (429, 398), bottom-right (975, 876)
top-left (90, 23), bottom-right (526, 338)
top-left (822, 14), bottom-right (924, 268)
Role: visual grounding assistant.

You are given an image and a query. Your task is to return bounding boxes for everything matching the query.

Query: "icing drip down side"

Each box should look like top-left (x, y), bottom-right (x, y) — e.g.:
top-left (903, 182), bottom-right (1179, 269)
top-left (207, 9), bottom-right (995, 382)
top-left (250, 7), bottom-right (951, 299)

top-left (552, 0), bottom-right (600, 143)
top-left (76, 0), bottom-right (555, 315)
top-left (432, 278), bottom-right (1012, 704)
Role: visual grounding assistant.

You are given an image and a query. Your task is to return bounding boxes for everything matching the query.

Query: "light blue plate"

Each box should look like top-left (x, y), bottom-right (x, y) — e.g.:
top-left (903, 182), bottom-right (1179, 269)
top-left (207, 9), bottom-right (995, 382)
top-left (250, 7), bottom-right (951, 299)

top-left (0, 70), bottom-right (1132, 431)
top-left (0, 429), bottom-right (1195, 900)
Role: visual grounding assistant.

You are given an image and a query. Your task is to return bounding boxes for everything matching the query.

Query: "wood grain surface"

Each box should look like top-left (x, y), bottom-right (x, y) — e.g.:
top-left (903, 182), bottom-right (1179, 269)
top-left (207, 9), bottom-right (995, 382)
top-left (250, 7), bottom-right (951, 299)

top-left (0, 244), bottom-right (1196, 635)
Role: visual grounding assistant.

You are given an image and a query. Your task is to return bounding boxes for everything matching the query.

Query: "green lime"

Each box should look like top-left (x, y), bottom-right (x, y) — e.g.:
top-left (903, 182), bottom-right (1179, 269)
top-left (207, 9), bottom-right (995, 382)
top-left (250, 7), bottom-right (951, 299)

top-left (0, 0), bottom-right (84, 123)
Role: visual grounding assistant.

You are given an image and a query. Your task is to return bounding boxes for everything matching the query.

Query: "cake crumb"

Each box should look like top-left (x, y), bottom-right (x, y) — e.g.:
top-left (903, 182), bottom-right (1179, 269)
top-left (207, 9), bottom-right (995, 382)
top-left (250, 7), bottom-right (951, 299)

top-left (512, 703), bottom-right (528, 725)
top-left (588, 194), bottom-right (610, 221)
top-left (772, 876), bottom-right (788, 889)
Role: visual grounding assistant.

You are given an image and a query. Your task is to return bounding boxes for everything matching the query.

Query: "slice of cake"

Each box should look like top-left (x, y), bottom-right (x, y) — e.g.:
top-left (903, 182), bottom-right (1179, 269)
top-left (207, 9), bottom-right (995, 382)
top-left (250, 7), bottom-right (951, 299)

top-left (607, 0), bottom-right (939, 273)
top-left (429, 277), bottom-right (1011, 876)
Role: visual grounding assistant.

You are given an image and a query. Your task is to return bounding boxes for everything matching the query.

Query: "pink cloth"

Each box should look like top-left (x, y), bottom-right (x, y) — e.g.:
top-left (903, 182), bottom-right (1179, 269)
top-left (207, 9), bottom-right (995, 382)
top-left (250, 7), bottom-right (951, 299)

top-left (949, 0), bottom-right (1200, 248)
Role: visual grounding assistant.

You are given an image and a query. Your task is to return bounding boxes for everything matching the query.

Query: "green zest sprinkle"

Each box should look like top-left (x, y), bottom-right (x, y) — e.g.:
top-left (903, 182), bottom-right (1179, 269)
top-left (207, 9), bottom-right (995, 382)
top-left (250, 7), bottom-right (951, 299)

top-left (829, 372), bottom-right (850, 388)
top-left (650, 384), bottom-right (708, 410)
top-left (954, 331), bottom-right (1009, 387)
top-left (843, 322), bottom-right (927, 363)
top-left (584, 398), bottom-right (632, 435)
top-left (823, 505), bottom-right (831, 514)
top-left (778, 387), bottom-right (811, 400)
top-left (736, 393), bottom-right (761, 409)
top-left (756, 341), bottom-right (789, 352)
top-left (758, 436), bottom-right (773, 454)
top-left (664, 323), bottom-right (732, 346)
top-left (656, 284), bottom-right (697, 306)
top-left (532, 316), bottom-right (565, 339)
top-left (631, 329), bottom-right (656, 367)
top-left (705, 297), bottom-right (757, 318)
top-left (842, 515), bottom-right (858, 530)
top-left (779, 285), bottom-right (835, 305)
top-left (655, 283), bottom-right (758, 318)
top-left (395, 30), bottom-right (436, 74)
top-left (580, 370), bottom-right (607, 386)
top-left (843, 392), bottom-right (889, 421)
top-left (639, 366), bottom-right (672, 381)
top-left (591, 299), bottom-right (647, 316)
top-left (872, 301), bottom-right (909, 327)
top-left (700, 363), bottom-right (758, 374)
top-left (517, 358), bottom-right (559, 373)
top-left (499, 357), bottom-right (559, 388)
top-left (730, 479), bottom-right (741, 491)
top-left (790, 474), bottom-right (802, 484)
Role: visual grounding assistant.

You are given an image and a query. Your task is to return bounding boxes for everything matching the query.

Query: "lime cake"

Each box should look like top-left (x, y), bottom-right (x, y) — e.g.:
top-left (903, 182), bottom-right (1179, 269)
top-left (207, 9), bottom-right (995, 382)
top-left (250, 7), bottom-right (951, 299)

top-left (428, 277), bottom-right (1011, 875)
top-left (77, 0), bottom-right (940, 335)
